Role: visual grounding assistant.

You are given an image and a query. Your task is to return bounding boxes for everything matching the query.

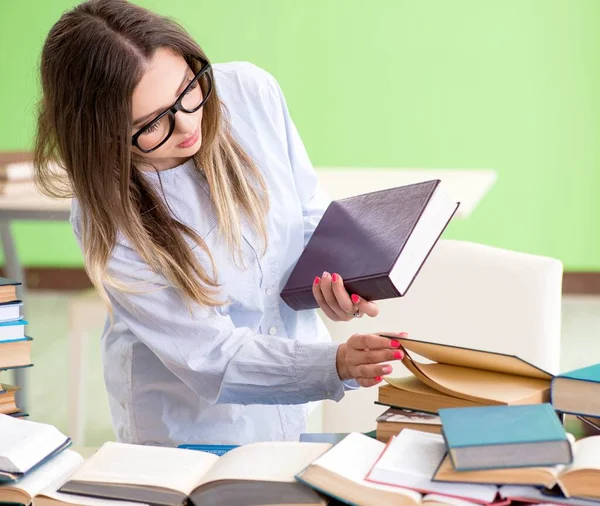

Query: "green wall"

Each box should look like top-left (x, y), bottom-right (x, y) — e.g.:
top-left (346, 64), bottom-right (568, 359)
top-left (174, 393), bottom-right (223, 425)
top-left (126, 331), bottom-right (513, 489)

top-left (1, 0), bottom-right (600, 270)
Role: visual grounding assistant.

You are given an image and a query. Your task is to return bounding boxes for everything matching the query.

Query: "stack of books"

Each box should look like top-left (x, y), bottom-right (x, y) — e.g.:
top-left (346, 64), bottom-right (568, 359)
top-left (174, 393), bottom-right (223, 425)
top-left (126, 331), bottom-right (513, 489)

top-left (374, 336), bottom-right (554, 442)
top-left (0, 277), bottom-right (32, 417)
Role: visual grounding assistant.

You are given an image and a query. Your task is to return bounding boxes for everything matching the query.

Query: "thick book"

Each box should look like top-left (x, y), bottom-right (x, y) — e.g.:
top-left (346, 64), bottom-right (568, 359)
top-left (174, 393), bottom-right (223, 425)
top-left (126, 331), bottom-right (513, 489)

top-left (60, 441), bottom-right (331, 506)
top-left (0, 384), bottom-right (19, 415)
top-left (434, 434), bottom-right (600, 501)
top-left (0, 414), bottom-right (72, 482)
top-left (376, 408), bottom-right (442, 442)
top-left (0, 319), bottom-right (27, 342)
top-left (381, 336), bottom-right (554, 405)
top-left (280, 180), bottom-right (459, 310)
top-left (379, 377), bottom-right (485, 414)
top-left (438, 404), bottom-right (572, 471)
top-left (0, 278), bottom-right (20, 305)
top-left (551, 363), bottom-right (600, 418)
top-left (0, 337), bottom-right (33, 370)
top-left (296, 432), bottom-right (500, 506)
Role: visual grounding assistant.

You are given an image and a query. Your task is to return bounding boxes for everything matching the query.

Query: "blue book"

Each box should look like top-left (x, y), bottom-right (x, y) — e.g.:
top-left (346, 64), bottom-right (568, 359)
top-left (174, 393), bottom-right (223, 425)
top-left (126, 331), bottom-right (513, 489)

top-left (439, 403), bottom-right (572, 471)
top-left (177, 444), bottom-right (239, 456)
top-left (0, 319), bottom-right (27, 342)
top-left (551, 363), bottom-right (600, 417)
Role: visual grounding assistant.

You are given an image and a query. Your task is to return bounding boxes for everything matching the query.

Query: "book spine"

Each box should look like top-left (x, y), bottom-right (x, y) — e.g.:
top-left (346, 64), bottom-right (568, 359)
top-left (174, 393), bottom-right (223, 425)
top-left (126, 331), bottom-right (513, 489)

top-left (281, 275), bottom-right (400, 311)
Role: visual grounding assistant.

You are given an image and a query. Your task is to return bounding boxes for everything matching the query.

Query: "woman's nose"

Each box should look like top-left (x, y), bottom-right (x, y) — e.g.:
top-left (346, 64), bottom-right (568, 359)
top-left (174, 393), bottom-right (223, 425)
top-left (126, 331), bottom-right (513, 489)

top-left (174, 111), bottom-right (197, 133)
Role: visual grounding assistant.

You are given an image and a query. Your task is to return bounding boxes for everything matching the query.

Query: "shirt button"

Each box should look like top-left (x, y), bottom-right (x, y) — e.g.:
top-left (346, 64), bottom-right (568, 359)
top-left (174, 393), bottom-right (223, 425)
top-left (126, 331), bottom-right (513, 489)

top-left (265, 286), bottom-right (273, 296)
top-left (268, 326), bottom-right (277, 335)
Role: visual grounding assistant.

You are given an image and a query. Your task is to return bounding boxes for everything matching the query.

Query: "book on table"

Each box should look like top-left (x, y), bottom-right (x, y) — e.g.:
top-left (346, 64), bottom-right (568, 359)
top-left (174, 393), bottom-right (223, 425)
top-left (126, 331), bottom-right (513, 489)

top-left (434, 434), bottom-right (600, 501)
top-left (551, 363), bottom-right (600, 418)
top-left (59, 440), bottom-right (331, 506)
top-left (380, 336), bottom-right (554, 406)
top-left (280, 180), bottom-right (459, 311)
top-left (296, 431), bottom-right (501, 506)
top-left (437, 404), bottom-right (572, 471)
top-left (0, 414), bottom-right (71, 482)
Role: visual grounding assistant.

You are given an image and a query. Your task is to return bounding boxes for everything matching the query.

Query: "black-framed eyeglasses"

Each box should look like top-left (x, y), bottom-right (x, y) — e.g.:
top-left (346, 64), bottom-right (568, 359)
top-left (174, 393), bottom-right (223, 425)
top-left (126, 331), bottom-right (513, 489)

top-left (131, 55), bottom-right (213, 153)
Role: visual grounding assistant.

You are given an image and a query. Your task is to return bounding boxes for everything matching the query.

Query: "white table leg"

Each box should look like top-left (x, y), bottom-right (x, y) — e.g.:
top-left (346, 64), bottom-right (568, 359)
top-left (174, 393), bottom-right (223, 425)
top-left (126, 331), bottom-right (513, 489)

top-left (0, 220), bottom-right (28, 411)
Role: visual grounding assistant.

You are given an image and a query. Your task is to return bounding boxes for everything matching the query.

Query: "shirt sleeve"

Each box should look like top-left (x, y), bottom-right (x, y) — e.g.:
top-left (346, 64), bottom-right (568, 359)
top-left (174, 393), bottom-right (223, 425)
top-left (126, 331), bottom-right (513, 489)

top-left (270, 73), bottom-right (331, 247)
top-left (72, 224), bottom-right (346, 407)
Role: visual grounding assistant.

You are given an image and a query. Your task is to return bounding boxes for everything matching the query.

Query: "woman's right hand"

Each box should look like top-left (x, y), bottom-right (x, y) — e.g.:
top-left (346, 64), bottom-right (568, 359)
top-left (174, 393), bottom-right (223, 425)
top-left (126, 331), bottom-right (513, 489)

top-left (335, 332), bottom-right (407, 387)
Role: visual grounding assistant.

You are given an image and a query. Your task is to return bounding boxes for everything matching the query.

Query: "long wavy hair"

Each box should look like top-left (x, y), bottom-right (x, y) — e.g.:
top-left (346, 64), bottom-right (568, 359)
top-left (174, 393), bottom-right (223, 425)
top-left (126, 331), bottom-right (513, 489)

top-left (34, 0), bottom-right (269, 308)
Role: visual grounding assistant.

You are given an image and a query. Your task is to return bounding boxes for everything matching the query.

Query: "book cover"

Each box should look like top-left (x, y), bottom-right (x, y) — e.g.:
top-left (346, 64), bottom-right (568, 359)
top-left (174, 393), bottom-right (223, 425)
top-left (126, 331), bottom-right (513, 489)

top-left (280, 180), bottom-right (458, 310)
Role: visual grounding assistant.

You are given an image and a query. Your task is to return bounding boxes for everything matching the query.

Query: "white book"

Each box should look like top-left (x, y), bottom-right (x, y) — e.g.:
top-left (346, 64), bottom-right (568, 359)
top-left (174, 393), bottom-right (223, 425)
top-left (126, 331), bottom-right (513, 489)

top-left (0, 302), bottom-right (22, 323)
top-left (0, 414), bottom-right (71, 479)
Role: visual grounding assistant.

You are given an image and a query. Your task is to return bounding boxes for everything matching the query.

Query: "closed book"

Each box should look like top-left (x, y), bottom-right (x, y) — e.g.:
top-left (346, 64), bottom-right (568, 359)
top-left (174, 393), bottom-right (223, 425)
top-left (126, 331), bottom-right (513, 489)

top-left (0, 278), bottom-right (20, 305)
top-left (0, 302), bottom-right (23, 323)
top-left (551, 363), bottom-right (600, 417)
top-left (0, 337), bottom-right (33, 370)
top-left (0, 320), bottom-right (27, 343)
top-left (280, 180), bottom-right (459, 310)
top-left (438, 404), bottom-right (572, 471)
top-left (376, 408), bottom-right (442, 442)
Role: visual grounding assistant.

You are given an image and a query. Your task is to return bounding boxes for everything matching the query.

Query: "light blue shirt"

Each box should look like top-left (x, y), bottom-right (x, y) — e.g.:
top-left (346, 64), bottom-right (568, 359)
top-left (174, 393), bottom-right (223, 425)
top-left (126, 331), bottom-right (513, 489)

top-left (70, 62), bottom-right (352, 446)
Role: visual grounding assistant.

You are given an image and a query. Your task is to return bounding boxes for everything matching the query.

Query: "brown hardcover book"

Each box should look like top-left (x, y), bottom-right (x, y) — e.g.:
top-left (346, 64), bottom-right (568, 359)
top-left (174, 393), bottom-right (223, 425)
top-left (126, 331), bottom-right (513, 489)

top-left (280, 180), bottom-right (459, 310)
top-left (378, 377), bottom-right (484, 414)
top-left (381, 337), bottom-right (553, 405)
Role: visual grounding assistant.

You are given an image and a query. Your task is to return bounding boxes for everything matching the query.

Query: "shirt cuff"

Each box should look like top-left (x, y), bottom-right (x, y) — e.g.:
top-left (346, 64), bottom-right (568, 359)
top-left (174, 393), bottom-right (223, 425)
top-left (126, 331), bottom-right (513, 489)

top-left (342, 379), bottom-right (360, 391)
top-left (295, 341), bottom-right (345, 402)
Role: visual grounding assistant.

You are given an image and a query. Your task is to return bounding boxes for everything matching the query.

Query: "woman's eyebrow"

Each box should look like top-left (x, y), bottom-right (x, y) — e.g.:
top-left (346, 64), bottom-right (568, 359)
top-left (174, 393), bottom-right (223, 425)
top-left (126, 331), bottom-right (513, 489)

top-left (133, 68), bottom-right (192, 126)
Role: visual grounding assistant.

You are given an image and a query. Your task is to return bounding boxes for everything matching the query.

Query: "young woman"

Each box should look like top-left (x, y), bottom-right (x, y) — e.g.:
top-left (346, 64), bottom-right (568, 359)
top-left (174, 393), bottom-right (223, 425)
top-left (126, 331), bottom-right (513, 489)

top-left (34, 0), bottom-right (405, 446)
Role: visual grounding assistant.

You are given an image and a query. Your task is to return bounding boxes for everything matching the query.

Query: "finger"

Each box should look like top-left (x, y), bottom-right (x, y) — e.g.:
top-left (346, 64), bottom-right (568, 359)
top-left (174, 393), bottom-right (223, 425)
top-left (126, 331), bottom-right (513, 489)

top-left (320, 271), bottom-right (351, 321)
top-left (313, 276), bottom-right (342, 321)
top-left (345, 348), bottom-right (405, 366)
top-left (378, 331), bottom-right (409, 340)
top-left (358, 377), bottom-right (384, 388)
top-left (349, 333), bottom-right (403, 351)
top-left (350, 293), bottom-right (379, 318)
top-left (330, 273), bottom-right (357, 315)
top-left (353, 363), bottom-right (394, 378)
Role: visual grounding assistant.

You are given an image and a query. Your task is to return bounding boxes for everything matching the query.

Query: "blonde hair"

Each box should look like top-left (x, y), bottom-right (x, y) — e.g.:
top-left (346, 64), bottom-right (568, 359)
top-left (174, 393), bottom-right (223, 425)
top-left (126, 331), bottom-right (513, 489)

top-left (34, 0), bottom-right (269, 308)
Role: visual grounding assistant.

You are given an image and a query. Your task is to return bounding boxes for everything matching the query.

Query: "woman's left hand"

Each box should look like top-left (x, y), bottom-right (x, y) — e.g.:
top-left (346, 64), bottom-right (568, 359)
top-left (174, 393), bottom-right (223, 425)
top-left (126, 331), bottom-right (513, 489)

top-left (312, 271), bottom-right (379, 322)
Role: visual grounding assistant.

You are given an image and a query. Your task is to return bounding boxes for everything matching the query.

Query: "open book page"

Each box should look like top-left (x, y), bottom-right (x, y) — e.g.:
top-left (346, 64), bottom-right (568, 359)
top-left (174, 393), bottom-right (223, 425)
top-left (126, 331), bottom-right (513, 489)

top-left (499, 485), bottom-right (599, 506)
top-left (310, 432), bottom-right (423, 502)
top-left (0, 414), bottom-right (69, 473)
top-left (0, 449), bottom-right (82, 502)
top-left (66, 442), bottom-right (218, 495)
top-left (366, 430), bottom-right (498, 504)
top-left (564, 435), bottom-right (600, 473)
top-left (197, 442), bottom-right (330, 486)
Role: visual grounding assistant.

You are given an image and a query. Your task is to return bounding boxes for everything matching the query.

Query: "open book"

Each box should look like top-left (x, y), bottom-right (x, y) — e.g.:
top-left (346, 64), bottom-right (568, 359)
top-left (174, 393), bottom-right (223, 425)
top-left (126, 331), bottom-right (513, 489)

top-left (59, 441), bottom-right (330, 506)
top-left (381, 337), bottom-right (553, 405)
top-left (296, 432), bottom-right (498, 506)
top-left (0, 449), bottom-right (145, 506)
top-left (434, 435), bottom-right (600, 501)
top-left (0, 413), bottom-right (71, 481)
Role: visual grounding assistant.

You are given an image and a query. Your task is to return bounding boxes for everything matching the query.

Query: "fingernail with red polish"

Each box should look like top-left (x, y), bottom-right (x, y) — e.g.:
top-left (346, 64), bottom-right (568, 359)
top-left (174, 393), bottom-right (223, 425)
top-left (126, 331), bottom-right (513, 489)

top-left (390, 340), bottom-right (400, 348)
top-left (314, 276), bottom-right (320, 285)
top-left (375, 376), bottom-right (382, 382)
top-left (394, 350), bottom-right (404, 360)
top-left (351, 294), bottom-right (360, 304)
top-left (332, 273), bottom-right (340, 283)
top-left (382, 365), bottom-right (393, 374)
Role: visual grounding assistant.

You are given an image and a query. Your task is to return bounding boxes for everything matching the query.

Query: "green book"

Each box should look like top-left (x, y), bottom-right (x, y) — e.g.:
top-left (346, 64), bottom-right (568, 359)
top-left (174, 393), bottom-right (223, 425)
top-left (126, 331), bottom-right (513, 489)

top-left (438, 403), bottom-right (572, 471)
